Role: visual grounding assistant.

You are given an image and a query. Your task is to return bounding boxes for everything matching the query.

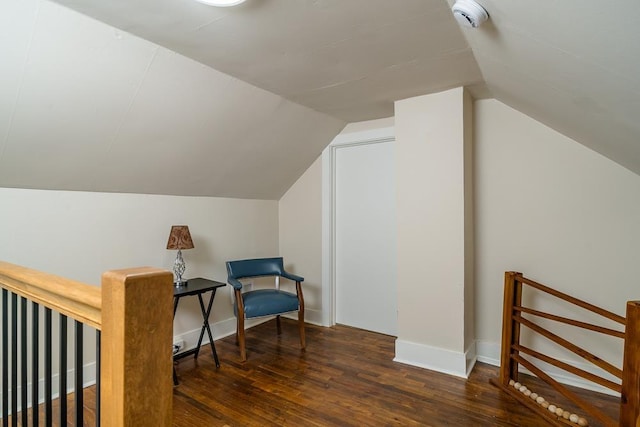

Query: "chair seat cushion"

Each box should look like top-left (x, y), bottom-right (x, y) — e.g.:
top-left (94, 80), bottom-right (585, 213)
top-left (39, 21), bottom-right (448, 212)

top-left (240, 289), bottom-right (299, 318)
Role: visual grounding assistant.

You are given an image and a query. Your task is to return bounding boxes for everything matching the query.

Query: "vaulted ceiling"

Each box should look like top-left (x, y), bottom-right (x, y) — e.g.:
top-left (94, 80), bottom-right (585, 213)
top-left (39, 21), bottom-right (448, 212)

top-left (1, 0), bottom-right (639, 199)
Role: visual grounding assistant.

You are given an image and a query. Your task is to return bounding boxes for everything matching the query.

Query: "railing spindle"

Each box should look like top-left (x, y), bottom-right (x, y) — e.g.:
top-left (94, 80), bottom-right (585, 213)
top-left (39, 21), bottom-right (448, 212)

top-left (59, 314), bottom-right (67, 427)
top-left (96, 330), bottom-right (100, 427)
top-left (44, 307), bottom-right (52, 427)
top-left (2, 289), bottom-right (7, 427)
top-left (11, 293), bottom-right (17, 427)
top-left (20, 297), bottom-right (27, 426)
top-left (32, 302), bottom-right (39, 427)
top-left (74, 321), bottom-right (83, 426)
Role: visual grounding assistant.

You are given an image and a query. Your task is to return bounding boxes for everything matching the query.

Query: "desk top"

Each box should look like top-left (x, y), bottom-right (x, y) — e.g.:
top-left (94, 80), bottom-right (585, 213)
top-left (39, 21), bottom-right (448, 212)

top-left (174, 277), bottom-right (226, 297)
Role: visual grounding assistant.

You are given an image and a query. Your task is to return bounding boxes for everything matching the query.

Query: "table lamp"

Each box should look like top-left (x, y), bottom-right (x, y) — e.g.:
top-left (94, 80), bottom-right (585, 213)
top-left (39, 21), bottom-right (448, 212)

top-left (166, 225), bottom-right (194, 286)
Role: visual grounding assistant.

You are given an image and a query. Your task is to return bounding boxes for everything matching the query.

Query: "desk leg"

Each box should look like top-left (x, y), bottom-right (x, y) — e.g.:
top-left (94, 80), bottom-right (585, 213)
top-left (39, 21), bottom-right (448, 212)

top-left (173, 297), bottom-right (179, 318)
top-left (196, 290), bottom-right (220, 368)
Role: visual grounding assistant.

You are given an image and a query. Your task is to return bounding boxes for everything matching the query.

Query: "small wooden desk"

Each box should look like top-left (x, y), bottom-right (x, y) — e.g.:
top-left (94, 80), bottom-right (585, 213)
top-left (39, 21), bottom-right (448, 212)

top-left (173, 277), bottom-right (226, 385)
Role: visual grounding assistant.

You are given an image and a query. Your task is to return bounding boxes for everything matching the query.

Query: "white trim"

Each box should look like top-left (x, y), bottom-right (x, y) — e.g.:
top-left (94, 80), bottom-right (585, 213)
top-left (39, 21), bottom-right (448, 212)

top-left (330, 127), bottom-right (396, 147)
top-left (476, 339), bottom-right (501, 366)
top-left (475, 340), bottom-right (620, 397)
top-left (283, 308), bottom-right (323, 326)
top-left (321, 147), bottom-right (333, 326)
top-left (466, 341), bottom-right (478, 377)
top-left (321, 126), bottom-right (395, 328)
top-left (394, 339), bottom-right (476, 379)
top-left (173, 310), bottom-right (323, 355)
top-left (302, 308), bottom-right (324, 326)
top-left (174, 316), bottom-right (267, 353)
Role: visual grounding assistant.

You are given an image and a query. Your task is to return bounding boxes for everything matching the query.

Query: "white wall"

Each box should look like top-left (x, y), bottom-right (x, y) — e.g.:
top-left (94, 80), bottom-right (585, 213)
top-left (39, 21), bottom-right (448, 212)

top-left (0, 188), bottom-right (279, 351)
top-left (463, 89), bottom-right (475, 354)
top-left (474, 99), bottom-right (640, 384)
top-left (279, 156), bottom-right (323, 324)
top-left (292, 95), bottom-right (640, 392)
top-left (395, 88), bottom-right (474, 378)
top-left (11, 95), bottom-right (633, 392)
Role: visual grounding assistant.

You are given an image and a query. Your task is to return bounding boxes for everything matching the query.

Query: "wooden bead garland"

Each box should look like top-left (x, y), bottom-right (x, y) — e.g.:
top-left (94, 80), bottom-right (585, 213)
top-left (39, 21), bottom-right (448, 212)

top-left (509, 379), bottom-right (589, 426)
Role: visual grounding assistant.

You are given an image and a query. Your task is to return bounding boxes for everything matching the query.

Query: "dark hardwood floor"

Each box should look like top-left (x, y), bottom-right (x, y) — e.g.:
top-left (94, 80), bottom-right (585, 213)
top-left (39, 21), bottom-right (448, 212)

top-left (0, 318), bottom-right (620, 426)
top-left (173, 318), bottom-right (620, 427)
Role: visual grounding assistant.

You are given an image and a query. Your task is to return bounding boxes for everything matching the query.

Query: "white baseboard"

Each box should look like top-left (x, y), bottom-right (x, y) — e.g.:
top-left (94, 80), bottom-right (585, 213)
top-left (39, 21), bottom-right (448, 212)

top-left (283, 308), bottom-right (323, 326)
top-left (475, 340), bottom-right (620, 397)
top-left (394, 339), bottom-right (477, 379)
top-left (174, 310), bottom-right (322, 354)
top-left (174, 316), bottom-right (267, 353)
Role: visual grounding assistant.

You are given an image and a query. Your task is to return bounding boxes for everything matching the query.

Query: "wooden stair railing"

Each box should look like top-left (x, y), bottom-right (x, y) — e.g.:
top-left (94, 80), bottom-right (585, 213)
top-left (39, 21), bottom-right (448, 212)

top-left (0, 261), bottom-right (173, 426)
top-left (493, 271), bottom-right (639, 427)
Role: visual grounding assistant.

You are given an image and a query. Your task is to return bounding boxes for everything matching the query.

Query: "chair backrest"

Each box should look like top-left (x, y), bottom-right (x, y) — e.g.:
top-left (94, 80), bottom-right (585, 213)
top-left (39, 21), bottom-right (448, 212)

top-left (226, 257), bottom-right (285, 280)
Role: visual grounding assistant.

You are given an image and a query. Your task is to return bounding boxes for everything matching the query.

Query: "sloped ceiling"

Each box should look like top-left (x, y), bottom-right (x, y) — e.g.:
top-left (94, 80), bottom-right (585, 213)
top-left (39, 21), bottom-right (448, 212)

top-left (1, 0), bottom-right (639, 200)
top-left (1, 0), bottom-right (349, 199)
top-left (48, 0), bottom-right (484, 122)
top-left (457, 0), bottom-right (640, 177)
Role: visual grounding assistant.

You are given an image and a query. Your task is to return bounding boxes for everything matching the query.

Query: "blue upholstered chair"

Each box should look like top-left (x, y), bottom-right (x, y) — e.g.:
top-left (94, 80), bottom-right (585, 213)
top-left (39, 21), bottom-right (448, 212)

top-left (226, 257), bottom-right (305, 361)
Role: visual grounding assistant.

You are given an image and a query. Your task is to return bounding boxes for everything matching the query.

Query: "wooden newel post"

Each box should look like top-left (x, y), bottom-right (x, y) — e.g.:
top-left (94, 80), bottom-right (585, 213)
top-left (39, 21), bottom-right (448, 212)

top-left (620, 301), bottom-right (640, 427)
top-left (499, 271), bottom-right (523, 385)
top-left (101, 268), bottom-right (174, 427)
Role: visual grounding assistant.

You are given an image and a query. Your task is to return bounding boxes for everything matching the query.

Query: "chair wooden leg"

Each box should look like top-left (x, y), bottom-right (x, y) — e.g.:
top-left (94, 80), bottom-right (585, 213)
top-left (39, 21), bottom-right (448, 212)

top-left (296, 280), bottom-right (306, 350)
top-left (276, 315), bottom-right (282, 335)
top-left (235, 289), bottom-right (247, 361)
top-left (238, 315), bottom-right (246, 361)
top-left (235, 316), bottom-right (239, 345)
top-left (298, 309), bottom-right (306, 350)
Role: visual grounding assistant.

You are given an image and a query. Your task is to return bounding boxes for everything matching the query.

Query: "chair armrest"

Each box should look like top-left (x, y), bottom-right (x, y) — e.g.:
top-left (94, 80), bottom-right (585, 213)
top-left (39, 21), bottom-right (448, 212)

top-left (228, 277), bottom-right (244, 290)
top-left (281, 271), bottom-right (304, 283)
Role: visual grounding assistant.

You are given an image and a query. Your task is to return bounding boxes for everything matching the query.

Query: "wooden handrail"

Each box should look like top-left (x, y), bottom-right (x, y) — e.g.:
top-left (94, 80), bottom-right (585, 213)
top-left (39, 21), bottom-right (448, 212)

top-left (514, 354), bottom-right (617, 427)
top-left (0, 261), bottom-right (101, 329)
top-left (518, 275), bottom-right (626, 325)
top-left (101, 267), bottom-right (173, 426)
top-left (496, 272), bottom-right (639, 427)
top-left (514, 306), bottom-right (625, 338)
top-left (513, 344), bottom-right (621, 393)
top-left (0, 261), bottom-right (174, 426)
top-left (514, 314), bottom-right (623, 379)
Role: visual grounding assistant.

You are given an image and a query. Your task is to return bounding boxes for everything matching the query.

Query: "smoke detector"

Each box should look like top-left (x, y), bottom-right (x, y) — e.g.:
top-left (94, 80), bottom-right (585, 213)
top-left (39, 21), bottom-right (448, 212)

top-left (452, 0), bottom-right (489, 28)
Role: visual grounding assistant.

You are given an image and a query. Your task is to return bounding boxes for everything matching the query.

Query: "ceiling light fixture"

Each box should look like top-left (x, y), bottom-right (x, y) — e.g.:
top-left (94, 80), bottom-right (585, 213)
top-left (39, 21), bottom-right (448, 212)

top-left (452, 0), bottom-right (489, 28)
top-left (194, 0), bottom-right (247, 6)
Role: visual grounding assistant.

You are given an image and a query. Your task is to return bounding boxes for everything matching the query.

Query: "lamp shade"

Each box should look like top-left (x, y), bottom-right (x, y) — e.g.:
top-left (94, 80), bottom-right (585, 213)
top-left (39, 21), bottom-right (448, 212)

top-left (166, 226), bottom-right (194, 250)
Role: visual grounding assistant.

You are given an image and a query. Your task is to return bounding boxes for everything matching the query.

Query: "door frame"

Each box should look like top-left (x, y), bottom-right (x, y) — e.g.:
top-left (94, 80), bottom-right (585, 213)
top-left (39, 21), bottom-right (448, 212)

top-left (321, 126), bottom-right (395, 327)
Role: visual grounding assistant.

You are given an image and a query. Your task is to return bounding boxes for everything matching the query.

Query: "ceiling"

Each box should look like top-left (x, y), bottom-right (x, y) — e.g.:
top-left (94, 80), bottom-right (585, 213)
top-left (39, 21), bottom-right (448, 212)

top-left (50, 0), bottom-right (486, 122)
top-left (1, 0), bottom-right (639, 199)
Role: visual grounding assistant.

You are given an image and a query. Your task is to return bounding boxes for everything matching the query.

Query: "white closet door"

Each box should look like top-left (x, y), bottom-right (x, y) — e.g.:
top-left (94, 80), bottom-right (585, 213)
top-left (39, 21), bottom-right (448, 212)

top-left (335, 140), bottom-right (397, 336)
